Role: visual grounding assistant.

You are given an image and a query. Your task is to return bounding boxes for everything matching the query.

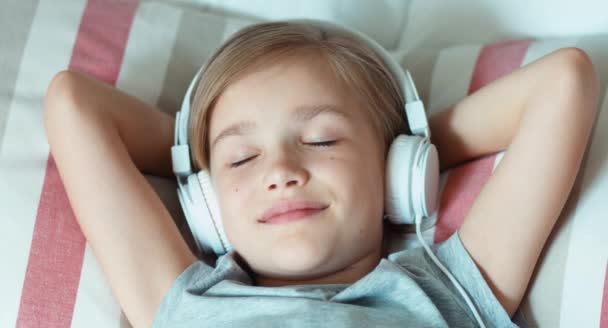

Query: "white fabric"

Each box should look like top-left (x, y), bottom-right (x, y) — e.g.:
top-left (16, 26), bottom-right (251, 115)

top-left (173, 0), bottom-right (608, 51)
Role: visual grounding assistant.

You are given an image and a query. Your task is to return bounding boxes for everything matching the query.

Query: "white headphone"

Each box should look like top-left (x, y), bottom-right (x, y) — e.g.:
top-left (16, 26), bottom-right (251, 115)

top-left (171, 18), bottom-right (440, 256)
top-left (170, 19), bottom-right (486, 328)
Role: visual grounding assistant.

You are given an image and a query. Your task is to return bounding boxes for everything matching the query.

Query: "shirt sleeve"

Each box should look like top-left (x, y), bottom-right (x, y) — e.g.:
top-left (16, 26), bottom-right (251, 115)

top-left (150, 260), bottom-right (211, 327)
top-left (432, 230), bottom-right (529, 327)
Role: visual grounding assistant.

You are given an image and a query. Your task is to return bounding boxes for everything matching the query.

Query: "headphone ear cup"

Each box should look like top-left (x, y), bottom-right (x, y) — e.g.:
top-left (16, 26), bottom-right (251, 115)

top-left (385, 135), bottom-right (417, 224)
top-left (418, 142), bottom-right (440, 218)
top-left (195, 170), bottom-right (232, 255)
top-left (385, 135), bottom-right (440, 224)
top-left (178, 170), bottom-right (232, 256)
top-left (176, 176), bottom-right (207, 255)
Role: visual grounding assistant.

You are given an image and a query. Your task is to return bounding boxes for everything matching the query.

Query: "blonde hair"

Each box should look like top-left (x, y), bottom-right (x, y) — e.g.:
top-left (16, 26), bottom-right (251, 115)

top-left (189, 21), bottom-right (409, 171)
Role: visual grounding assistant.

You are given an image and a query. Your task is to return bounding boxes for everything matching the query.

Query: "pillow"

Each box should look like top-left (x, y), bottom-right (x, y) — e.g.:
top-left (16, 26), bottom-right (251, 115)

top-left (2, 0), bottom-right (607, 327)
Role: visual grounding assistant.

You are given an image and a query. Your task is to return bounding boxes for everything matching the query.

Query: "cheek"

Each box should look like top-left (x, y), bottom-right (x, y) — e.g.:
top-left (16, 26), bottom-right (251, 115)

top-left (314, 151), bottom-right (375, 198)
top-left (215, 180), bottom-right (253, 249)
top-left (214, 177), bottom-right (249, 224)
top-left (321, 147), bottom-right (384, 211)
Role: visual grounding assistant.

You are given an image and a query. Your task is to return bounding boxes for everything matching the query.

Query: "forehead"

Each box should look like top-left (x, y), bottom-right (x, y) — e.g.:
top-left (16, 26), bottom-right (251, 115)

top-left (211, 104), bottom-right (351, 151)
top-left (208, 54), bottom-right (365, 137)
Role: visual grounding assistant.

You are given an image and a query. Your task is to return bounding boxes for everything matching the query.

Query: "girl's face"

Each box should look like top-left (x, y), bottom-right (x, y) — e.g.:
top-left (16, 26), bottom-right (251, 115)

top-left (208, 54), bottom-right (386, 283)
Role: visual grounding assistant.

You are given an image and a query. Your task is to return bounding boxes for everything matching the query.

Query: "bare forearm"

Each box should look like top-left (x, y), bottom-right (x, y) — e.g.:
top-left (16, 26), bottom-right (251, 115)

top-left (110, 97), bottom-right (176, 179)
top-left (428, 98), bottom-right (521, 172)
top-left (56, 70), bottom-right (176, 178)
top-left (427, 48), bottom-right (589, 172)
top-left (428, 108), bottom-right (487, 172)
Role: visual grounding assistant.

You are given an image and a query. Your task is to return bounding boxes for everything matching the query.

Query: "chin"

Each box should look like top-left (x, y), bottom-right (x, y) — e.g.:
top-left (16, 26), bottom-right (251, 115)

top-left (267, 239), bottom-right (333, 274)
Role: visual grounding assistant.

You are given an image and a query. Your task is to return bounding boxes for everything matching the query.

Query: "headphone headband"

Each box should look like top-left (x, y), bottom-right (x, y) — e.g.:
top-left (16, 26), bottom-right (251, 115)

top-left (171, 19), bottom-right (429, 178)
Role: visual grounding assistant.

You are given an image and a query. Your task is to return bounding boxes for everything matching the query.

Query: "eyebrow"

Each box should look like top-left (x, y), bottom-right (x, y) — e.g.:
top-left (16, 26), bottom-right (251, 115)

top-left (210, 104), bottom-right (349, 151)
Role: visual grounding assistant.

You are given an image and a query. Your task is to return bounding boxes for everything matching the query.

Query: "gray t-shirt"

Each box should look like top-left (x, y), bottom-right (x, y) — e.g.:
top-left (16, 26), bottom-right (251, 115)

top-left (151, 231), bottom-right (529, 327)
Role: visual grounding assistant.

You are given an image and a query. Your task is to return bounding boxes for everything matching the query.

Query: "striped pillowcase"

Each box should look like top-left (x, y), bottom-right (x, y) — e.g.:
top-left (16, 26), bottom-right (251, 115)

top-left (1, 1), bottom-right (607, 327)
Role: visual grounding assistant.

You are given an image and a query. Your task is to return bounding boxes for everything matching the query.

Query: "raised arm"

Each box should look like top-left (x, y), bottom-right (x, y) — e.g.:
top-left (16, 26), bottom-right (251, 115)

top-left (429, 48), bottom-right (598, 172)
top-left (427, 47), bottom-right (599, 317)
top-left (43, 70), bottom-right (197, 327)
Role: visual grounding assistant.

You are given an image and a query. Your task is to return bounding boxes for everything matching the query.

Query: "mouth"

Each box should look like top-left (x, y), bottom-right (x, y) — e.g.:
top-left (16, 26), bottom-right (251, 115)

top-left (258, 200), bottom-right (329, 225)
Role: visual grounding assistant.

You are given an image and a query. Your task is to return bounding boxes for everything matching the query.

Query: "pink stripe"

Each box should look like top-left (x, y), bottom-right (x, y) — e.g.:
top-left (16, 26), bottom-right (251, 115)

top-left (601, 262), bottom-right (608, 328)
top-left (16, 158), bottom-right (87, 328)
top-left (16, 1), bottom-right (139, 327)
top-left (434, 155), bottom-right (497, 243)
top-left (467, 39), bottom-right (534, 94)
top-left (434, 39), bottom-right (533, 243)
top-left (69, 0), bottom-right (140, 85)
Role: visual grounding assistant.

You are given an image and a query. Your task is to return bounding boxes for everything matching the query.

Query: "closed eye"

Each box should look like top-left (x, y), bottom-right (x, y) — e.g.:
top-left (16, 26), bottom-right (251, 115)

top-left (229, 141), bottom-right (337, 168)
top-left (230, 155), bottom-right (257, 168)
top-left (307, 140), bottom-right (337, 147)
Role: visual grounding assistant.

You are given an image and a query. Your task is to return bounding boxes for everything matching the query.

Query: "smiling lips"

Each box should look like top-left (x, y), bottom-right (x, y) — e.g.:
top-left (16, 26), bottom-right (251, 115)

top-left (258, 200), bottom-right (329, 224)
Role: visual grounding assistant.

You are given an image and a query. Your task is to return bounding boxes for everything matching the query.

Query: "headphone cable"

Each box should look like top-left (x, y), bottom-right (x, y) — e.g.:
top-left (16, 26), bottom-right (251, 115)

top-left (415, 215), bottom-right (486, 328)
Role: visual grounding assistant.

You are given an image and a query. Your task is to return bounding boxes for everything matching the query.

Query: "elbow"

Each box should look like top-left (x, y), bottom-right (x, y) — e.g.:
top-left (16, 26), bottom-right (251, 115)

top-left (44, 70), bottom-right (82, 130)
top-left (545, 47), bottom-right (601, 149)
top-left (552, 47), bottom-right (601, 116)
top-left (44, 70), bottom-right (81, 111)
top-left (44, 70), bottom-right (106, 135)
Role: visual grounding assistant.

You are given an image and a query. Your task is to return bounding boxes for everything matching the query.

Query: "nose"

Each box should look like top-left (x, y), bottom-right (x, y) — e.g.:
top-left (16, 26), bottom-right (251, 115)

top-left (263, 151), bottom-right (309, 191)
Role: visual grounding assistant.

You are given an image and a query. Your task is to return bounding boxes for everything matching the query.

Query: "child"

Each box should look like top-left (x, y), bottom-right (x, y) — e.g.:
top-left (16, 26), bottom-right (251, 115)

top-left (43, 20), bottom-right (599, 328)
